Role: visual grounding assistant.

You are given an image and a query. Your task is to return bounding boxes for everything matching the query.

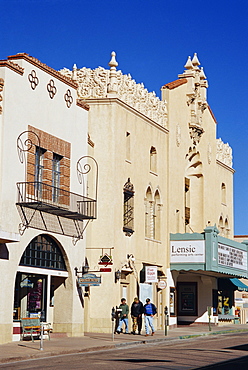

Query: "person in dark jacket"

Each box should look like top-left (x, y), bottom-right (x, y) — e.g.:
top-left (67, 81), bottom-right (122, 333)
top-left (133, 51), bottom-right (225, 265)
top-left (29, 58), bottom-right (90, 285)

top-left (143, 298), bottom-right (157, 336)
top-left (131, 297), bottom-right (144, 335)
top-left (116, 298), bottom-right (129, 334)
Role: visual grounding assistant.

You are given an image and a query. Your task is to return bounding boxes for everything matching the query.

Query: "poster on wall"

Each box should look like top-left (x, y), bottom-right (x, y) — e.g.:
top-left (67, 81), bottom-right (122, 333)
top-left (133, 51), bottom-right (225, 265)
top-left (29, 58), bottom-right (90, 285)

top-left (139, 283), bottom-right (153, 305)
top-left (170, 287), bottom-right (176, 316)
top-left (145, 266), bottom-right (158, 283)
top-left (177, 282), bottom-right (197, 316)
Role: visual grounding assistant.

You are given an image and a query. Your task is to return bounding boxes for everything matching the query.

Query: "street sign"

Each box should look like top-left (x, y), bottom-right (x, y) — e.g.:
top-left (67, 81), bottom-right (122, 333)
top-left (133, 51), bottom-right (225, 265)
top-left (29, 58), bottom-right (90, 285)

top-left (78, 273), bottom-right (101, 287)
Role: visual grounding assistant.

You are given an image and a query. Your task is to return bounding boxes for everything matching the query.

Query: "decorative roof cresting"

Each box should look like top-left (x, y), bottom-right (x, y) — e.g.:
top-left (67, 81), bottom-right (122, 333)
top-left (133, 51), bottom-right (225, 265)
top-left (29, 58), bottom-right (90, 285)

top-left (59, 51), bottom-right (167, 127)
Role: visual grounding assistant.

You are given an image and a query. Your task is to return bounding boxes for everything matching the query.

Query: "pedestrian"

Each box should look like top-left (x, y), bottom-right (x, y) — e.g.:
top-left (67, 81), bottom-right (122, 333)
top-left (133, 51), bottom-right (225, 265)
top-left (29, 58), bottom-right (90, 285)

top-left (116, 298), bottom-right (129, 334)
top-left (131, 297), bottom-right (144, 335)
top-left (143, 298), bottom-right (157, 336)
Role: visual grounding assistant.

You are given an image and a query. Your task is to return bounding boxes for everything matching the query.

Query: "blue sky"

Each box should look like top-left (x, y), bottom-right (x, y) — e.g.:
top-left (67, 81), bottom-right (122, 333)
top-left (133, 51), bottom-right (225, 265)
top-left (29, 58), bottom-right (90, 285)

top-left (2, 0), bottom-right (248, 234)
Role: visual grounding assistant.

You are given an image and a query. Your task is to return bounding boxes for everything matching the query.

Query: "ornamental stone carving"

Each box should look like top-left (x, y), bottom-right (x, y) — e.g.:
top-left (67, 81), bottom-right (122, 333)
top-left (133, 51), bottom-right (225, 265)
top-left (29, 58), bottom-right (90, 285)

top-left (59, 52), bottom-right (167, 127)
top-left (207, 143), bottom-right (212, 164)
top-left (176, 123), bottom-right (181, 146)
top-left (178, 53), bottom-right (208, 145)
top-left (216, 138), bottom-right (233, 167)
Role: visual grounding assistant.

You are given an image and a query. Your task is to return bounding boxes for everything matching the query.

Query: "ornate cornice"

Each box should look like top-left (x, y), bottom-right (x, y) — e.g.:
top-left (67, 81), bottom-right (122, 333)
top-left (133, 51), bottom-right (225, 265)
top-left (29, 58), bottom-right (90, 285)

top-left (0, 59), bottom-right (24, 75)
top-left (216, 138), bottom-right (233, 168)
top-left (60, 65), bottom-right (167, 127)
top-left (8, 53), bottom-right (78, 89)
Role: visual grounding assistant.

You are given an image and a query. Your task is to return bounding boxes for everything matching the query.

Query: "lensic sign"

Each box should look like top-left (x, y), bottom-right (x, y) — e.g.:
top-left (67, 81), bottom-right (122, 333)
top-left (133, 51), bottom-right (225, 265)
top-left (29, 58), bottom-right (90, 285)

top-left (78, 273), bottom-right (101, 287)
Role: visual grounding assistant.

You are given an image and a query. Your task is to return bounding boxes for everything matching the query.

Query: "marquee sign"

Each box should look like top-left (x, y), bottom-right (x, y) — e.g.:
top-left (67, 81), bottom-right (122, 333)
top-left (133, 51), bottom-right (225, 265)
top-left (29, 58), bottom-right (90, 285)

top-left (218, 243), bottom-right (247, 271)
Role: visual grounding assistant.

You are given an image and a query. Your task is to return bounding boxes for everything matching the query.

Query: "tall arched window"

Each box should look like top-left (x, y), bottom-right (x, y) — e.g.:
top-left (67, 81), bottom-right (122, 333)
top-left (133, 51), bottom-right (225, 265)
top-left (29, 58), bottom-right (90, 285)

top-left (150, 147), bottom-right (157, 173)
top-left (145, 187), bottom-right (152, 238)
top-left (153, 190), bottom-right (161, 240)
top-left (218, 216), bottom-right (224, 236)
top-left (221, 183), bottom-right (226, 204)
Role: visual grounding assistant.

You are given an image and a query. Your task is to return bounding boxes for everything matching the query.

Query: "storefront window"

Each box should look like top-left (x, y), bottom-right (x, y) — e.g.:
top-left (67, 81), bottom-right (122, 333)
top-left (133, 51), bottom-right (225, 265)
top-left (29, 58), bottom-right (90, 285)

top-left (13, 234), bottom-right (67, 321)
top-left (13, 273), bottom-right (47, 321)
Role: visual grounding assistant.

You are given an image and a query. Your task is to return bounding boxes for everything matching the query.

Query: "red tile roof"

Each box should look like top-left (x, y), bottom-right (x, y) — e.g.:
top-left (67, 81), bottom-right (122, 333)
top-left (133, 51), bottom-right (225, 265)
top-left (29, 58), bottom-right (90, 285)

top-left (7, 53), bottom-right (78, 89)
top-left (162, 78), bottom-right (187, 90)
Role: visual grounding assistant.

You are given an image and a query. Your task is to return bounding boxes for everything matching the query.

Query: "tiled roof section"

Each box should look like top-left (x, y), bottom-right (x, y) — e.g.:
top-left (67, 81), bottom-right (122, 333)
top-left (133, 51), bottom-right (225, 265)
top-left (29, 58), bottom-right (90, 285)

top-left (162, 78), bottom-right (187, 90)
top-left (208, 105), bottom-right (217, 123)
top-left (0, 59), bottom-right (24, 75)
top-left (7, 53), bottom-right (78, 89)
top-left (76, 99), bottom-right (90, 111)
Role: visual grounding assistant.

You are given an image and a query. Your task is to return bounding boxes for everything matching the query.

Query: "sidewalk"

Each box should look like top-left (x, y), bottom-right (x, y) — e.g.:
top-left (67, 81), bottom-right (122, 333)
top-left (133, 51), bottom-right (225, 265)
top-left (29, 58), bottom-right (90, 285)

top-left (1, 324), bottom-right (248, 365)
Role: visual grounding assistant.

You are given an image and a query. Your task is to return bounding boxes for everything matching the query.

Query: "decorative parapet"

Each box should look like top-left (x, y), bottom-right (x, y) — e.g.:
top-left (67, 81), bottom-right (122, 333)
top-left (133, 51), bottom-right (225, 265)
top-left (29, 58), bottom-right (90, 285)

top-left (216, 138), bottom-right (233, 167)
top-left (59, 52), bottom-right (167, 127)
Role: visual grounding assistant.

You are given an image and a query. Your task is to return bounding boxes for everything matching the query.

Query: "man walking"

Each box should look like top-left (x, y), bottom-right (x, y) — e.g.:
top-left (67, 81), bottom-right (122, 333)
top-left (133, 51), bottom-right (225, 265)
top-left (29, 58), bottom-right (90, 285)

top-left (131, 297), bottom-right (144, 335)
top-left (143, 298), bottom-right (157, 336)
top-left (116, 298), bottom-right (129, 334)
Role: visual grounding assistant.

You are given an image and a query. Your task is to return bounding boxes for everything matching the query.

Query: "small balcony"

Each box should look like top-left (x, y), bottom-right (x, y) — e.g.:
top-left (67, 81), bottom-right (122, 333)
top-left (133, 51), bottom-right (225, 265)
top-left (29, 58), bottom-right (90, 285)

top-left (16, 182), bottom-right (97, 220)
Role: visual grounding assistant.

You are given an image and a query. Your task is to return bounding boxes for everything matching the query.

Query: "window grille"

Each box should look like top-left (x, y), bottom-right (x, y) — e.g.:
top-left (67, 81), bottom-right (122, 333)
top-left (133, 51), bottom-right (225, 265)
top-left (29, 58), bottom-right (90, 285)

top-left (20, 234), bottom-right (66, 271)
top-left (123, 178), bottom-right (134, 236)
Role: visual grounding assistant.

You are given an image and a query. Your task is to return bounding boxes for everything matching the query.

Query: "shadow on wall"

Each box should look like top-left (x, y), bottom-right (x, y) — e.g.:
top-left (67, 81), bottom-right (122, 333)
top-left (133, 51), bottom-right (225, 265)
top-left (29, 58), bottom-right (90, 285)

top-left (0, 243), bottom-right (9, 259)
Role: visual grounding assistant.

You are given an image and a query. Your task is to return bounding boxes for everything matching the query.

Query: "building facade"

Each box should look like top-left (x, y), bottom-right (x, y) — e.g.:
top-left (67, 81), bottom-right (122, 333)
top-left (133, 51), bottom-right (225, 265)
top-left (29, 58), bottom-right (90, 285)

top-left (0, 53), bottom-right (97, 344)
top-left (61, 52), bottom-right (169, 332)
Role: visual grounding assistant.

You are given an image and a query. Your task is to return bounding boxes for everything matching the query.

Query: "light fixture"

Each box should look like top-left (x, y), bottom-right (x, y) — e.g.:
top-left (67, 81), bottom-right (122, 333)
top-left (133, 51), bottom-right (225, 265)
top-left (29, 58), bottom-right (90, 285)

top-left (75, 258), bottom-right (90, 276)
top-left (115, 269), bottom-right (121, 283)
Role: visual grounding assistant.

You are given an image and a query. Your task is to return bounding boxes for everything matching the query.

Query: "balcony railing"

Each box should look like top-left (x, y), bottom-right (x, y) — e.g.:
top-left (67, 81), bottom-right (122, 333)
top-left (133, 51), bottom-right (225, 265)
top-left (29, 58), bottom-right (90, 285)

top-left (16, 182), bottom-right (96, 220)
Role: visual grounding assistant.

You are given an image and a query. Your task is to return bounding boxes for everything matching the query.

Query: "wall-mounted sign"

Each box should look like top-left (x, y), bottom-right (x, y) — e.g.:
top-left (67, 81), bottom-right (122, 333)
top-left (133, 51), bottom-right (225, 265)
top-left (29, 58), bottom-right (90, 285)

top-left (170, 240), bottom-right (205, 263)
top-left (145, 266), bottom-right (158, 283)
top-left (218, 243), bottom-right (247, 271)
top-left (99, 268), bottom-right (111, 272)
top-left (158, 280), bottom-right (167, 289)
top-left (78, 273), bottom-right (101, 287)
top-left (98, 254), bottom-right (113, 265)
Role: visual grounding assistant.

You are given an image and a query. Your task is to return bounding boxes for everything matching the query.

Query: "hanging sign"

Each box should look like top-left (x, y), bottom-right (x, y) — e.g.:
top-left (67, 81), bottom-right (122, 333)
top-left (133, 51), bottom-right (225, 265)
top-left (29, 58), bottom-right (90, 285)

top-left (145, 266), bottom-right (158, 283)
top-left (158, 280), bottom-right (167, 289)
top-left (78, 273), bottom-right (101, 287)
top-left (98, 254), bottom-right (113, 265)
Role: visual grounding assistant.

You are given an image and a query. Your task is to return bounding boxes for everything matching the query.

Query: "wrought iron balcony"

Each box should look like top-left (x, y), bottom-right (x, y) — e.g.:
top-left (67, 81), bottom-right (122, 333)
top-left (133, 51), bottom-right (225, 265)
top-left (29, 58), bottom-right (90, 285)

top-left (16, 182), bottom-right (97, 220)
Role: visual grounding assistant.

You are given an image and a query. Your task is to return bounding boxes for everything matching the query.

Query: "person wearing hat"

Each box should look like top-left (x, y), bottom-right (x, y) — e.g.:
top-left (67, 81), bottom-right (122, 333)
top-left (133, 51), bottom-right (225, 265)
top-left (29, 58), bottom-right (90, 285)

top-left (116, 298), bottom-right (129, 334)
top-left (143, 298), bottom-right (157, 336)
top-left (131, 297), bottom-right (144, 335)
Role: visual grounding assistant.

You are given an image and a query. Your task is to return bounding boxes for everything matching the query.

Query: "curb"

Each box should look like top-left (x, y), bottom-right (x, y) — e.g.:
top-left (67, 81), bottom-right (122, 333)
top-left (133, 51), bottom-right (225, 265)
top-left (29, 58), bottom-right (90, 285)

top-left (1, 329), bottom-right (248, 365)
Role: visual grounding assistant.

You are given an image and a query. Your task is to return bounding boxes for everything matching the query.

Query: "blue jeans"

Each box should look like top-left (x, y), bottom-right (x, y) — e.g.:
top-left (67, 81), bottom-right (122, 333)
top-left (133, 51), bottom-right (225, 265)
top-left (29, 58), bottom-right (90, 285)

top-left (117, 317), bottom-right (129, 333)
top-left (145, 315), bottom-right (155, 334)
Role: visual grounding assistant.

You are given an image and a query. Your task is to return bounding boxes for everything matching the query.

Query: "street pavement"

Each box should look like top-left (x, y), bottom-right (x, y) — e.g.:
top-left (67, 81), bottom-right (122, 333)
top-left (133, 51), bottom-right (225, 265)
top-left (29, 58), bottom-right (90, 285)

top-left (0, 324), bottom-right (248, 365)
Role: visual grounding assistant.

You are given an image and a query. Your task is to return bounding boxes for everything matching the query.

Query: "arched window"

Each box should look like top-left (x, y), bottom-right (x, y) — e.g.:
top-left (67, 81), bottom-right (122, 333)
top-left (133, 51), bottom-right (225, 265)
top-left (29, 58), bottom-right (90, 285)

top-left (123, 178), bottom-right (134, 236)
top-left (145, 187), bottom-right (152, 238)
top-left (20, 234), bottom-right (66, 270)
top-left (150, 147), bottom-right (157, 173)
top-left (218, 216), bottom-right (224, 236)
top-left (221, 183), bottom-right (226, 204)
top-left (225, 218), bottom-right (229, 237)
top-left (153, 190), bottom-right (161, 240)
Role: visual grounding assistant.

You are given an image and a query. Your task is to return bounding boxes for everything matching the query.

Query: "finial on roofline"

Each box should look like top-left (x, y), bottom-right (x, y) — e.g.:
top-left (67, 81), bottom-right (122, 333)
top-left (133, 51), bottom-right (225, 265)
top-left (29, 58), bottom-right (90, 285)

top-left (107, 51), bottom-right (118, 96)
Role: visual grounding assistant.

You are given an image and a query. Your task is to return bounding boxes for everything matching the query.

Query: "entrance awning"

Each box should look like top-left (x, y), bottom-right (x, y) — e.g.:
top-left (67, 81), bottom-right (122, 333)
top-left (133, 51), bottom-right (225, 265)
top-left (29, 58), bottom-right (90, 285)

top-left (230, 278), bottom-right (248, 292)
